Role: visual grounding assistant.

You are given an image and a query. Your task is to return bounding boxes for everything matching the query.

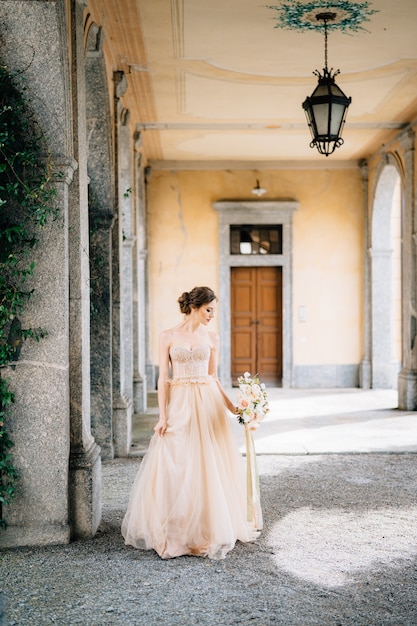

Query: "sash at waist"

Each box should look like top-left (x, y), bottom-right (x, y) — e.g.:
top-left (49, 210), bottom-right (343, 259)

top-left (169, 375), bottom-right (212, 386)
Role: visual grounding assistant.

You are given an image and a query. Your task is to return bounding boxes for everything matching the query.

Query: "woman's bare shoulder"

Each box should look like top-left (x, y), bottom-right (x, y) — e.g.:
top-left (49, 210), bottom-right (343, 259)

top-left (159, 328), bottom-right (175, 346)
top-left (208, 330), bottom-right (219, 348)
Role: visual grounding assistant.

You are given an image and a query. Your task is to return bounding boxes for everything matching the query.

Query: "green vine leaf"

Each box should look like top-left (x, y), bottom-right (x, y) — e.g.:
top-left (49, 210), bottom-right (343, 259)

top-left (0, 63), bottom-right (57, 528)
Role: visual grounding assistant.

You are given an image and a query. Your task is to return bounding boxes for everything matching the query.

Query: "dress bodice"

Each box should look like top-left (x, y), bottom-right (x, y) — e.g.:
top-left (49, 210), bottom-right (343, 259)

top-left (169, 345), bottom-right (211, 380)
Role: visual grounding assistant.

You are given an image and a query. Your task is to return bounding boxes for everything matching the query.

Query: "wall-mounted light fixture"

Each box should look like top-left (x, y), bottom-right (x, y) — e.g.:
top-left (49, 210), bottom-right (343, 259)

top-left (251, 180), bottom-right (267, 196)
top-left (302, 12), bottom-right (351, 157)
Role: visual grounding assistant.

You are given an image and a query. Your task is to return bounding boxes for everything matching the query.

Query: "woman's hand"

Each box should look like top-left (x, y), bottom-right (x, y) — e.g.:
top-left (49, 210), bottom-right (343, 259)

top-left (154, 418), bottom-right (168, 438)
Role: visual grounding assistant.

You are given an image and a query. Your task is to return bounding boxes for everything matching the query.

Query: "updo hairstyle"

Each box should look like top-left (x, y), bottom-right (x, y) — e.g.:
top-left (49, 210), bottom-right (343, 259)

top-left (178, 286), bottom-right (217, 315)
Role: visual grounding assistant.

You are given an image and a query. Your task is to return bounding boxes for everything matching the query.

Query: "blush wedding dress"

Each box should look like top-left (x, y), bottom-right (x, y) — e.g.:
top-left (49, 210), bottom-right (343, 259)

top-left (121, 344), bottom-right (260, 559)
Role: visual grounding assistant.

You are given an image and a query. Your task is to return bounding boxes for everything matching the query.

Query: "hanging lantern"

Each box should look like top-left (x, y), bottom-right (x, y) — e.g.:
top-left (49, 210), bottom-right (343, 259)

top-left (302, 12), bottom-right (351, 156)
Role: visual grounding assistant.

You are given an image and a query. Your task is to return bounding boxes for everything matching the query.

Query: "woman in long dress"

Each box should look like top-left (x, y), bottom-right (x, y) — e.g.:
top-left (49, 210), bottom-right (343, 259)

top-left (121, 286), bottom-right (261, 559)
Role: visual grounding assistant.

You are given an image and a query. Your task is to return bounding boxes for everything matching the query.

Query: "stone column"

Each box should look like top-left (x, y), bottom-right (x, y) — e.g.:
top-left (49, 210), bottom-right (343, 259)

top-left (85, 22), bottom-right (115, 461)
top-left (120, 119), bottom-right (135, 406)
top-left (0, 161), bottom-right (76, 548)
top-left (398, 128), bottom-right (417, 409)
top-left (0, 0), bottom-right (75, 548)
top-left (359, 160), bottom-right (372, 389)
top-left (89, 214), bottom-right (114, 460)
top-left (133, 247), bottom-right (149, 409)
top-left (144, 166), bottom-right (157, 388)
top-left (68, 0), bottom-right (101, 538)
top-left (112, 72), bottom-right (133, 456)
top-left (133, 132), bottom-right (148, 412)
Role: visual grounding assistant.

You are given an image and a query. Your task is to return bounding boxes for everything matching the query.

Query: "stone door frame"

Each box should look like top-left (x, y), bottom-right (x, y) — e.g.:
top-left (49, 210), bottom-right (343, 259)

top-left (213, 200), bottom-right (298, 388)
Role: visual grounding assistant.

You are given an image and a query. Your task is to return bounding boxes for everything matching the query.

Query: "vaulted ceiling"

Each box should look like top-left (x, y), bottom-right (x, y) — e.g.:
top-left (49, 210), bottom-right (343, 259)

top-left (87, 0), bottom-right (417, 166)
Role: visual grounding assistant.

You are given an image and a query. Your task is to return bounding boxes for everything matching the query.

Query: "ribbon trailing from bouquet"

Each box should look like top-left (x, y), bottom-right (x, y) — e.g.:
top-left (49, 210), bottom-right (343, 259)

top-left (235, 372), bottom-right (269, 531)
top-left (244, 423), bottom-right (263, 530)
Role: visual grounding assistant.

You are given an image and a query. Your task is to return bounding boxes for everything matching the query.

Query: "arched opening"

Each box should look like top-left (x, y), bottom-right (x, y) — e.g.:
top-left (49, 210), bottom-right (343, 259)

top-left (370, 160), bottom-right (402, 388)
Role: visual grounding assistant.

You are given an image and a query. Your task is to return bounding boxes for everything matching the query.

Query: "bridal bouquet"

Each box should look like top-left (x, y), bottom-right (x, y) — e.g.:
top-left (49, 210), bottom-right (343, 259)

top-left (236, 371), bottom-right (267, 531)
top-left (236, 371), bottom-right (269, 431)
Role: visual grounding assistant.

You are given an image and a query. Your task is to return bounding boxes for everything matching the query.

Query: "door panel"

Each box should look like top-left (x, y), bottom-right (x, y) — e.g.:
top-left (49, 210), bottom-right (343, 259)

top-left (231, 266), bottom-right (282, 385)
top-left (257, 267), bottom-right (282, 382)
top-left (231, 268), bottom-right (256, 378)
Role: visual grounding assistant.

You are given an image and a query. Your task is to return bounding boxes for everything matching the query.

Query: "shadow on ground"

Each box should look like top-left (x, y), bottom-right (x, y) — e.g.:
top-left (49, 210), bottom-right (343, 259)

top-left (2, 453), bottom-right (417, 625)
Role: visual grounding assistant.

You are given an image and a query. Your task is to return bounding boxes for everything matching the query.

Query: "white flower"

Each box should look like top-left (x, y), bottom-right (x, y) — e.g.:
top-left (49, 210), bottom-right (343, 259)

top-left (251, 383), bottom-right (261, 396)
top-left (239, 383), bottom-right (251, 396)
top-left (235, 372), bottom-right (269, 428)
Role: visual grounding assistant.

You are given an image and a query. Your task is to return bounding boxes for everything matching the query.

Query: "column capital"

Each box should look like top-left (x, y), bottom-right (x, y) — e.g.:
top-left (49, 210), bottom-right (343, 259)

top-left (51, 157), bottom-right (78, 185)
top-left (69, 439), bottom-right (101, 470)
top-left (114, 70), bottom-right (128, 99)
top-left (359, 158), bottom-right (368, 182)
top-left (398, 126), bottom-right (415, 153)
top-left (120, 107), bottom-right (130, 126)
top-left (134, 129), bottom-right (143, 151)
top-left (123, 234), bottom-right (137, 248)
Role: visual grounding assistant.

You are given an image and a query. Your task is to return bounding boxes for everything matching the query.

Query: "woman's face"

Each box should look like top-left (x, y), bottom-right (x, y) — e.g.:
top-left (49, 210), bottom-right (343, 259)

top-left (195, 300), bottom-right (216, 325)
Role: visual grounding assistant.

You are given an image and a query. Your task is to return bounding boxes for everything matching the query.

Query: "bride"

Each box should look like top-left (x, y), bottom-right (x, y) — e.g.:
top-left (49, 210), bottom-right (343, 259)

top-left (121, 286), bottom-right (261, 559)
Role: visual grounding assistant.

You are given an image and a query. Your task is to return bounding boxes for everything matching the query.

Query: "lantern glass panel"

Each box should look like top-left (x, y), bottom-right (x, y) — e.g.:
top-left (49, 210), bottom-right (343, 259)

top-left (330, 102), bottom-right (345, 135)
top-left (312, 103), bottom-right (329, 135)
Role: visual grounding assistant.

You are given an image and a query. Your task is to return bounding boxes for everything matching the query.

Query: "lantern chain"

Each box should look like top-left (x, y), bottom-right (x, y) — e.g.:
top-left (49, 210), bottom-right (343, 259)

top-left (324, 18), bottom-right (328, 71)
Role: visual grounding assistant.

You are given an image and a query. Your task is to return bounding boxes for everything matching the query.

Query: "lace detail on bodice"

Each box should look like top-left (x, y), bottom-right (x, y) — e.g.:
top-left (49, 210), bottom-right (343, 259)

top-left (169, 345), bottom-right (211, 381)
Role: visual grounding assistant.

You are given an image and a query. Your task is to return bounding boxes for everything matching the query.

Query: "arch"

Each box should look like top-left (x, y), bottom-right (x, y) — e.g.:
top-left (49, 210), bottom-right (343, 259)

top-left (370, 154), bottom-right (402, 388)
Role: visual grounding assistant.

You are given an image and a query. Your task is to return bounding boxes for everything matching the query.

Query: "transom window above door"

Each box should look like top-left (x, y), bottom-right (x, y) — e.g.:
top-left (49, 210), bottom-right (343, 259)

top-left (230, 225), bottom-right (283, 255)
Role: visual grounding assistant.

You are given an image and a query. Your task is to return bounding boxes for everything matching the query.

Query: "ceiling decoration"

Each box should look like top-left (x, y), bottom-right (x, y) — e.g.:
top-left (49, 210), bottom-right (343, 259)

top-left (267, 0), bottom-right (378, 33)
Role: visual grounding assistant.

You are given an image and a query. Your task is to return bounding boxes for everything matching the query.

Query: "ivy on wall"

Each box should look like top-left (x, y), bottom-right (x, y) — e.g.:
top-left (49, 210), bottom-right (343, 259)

top-left (0, 63), bottom-right (57, 528)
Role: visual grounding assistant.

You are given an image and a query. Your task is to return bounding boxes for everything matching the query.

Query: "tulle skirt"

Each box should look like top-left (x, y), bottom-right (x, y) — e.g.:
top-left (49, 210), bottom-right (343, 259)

top-left (121, 376), bottom-right (259, 559)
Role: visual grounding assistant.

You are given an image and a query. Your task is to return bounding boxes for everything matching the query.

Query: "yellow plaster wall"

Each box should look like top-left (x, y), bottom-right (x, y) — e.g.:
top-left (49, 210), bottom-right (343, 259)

top-left (292, 170), bottom-right (364, 364)
top-left (147, 167), bottom-right (364, 368)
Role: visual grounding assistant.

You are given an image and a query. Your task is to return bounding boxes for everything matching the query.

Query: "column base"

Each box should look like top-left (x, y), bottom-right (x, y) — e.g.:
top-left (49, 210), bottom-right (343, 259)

top-left (113, 394), bottom-right (133, 457)
top-left (0, 523), bottom-right (70, 548)
top-left (359, 359), bottom-right (371, 389)
top-left (133, 374), bottom-right (147, 413)
top-left (97, 440), bottom-right (114, 462)
top-left (69, 440), bottom-right (102, 539)
top-left (398, 368), bottom-right (417, 410)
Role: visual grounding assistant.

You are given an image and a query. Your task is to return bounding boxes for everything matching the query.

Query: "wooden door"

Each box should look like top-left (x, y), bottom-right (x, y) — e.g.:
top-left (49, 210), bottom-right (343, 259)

top-left (231, 266), bottom-right (282, 385)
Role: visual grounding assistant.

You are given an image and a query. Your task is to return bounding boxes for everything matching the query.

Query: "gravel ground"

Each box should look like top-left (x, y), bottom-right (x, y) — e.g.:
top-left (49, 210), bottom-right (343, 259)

top-left (1, 453), bottom-right (417, 626)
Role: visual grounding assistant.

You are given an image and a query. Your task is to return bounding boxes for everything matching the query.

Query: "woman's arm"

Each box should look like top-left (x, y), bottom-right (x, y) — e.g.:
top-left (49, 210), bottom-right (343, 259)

top-left (154, 330), bottom-right (171, 437)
